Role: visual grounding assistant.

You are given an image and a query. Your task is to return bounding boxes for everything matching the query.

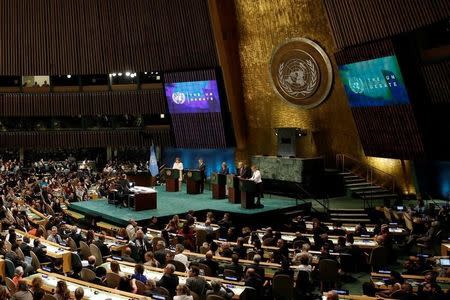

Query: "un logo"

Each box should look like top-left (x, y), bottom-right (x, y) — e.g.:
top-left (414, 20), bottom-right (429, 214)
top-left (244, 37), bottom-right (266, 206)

top-left (172, 92), bottom-right (186, 104)
top-left (270, 38), bottom-right (333, 109)
top-left (349, 77), bottom-right (364, 94)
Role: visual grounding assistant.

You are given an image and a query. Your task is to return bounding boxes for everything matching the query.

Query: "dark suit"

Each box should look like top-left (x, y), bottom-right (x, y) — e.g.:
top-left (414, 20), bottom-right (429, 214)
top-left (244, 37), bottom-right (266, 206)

top-left (199, 162), bottom-right (206, 193)
top-left (94, 240), bottom-right (110, 257)
top-left (157, 273), bottom-right (179, 297)
top-left (237, 167), bottom-right (251, 179)
top-left (186, 276), bottom-right (211, 296)
top-left (200, 258), bottom-right (220, 276)
top-left (20, 243), bottom-right (32, 257)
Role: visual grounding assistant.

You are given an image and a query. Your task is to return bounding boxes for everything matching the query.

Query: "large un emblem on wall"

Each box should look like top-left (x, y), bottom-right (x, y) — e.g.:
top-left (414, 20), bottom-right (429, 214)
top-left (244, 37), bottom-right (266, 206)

top-left (270, 38), bottom-right (333, 109)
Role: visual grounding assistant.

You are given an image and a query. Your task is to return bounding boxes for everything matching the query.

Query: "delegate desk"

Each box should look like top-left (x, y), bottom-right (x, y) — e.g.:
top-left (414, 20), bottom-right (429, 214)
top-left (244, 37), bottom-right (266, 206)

top-left (255, 232), bottom-right (378, 250)
top-left (26, 270), bottom-right (150, 300)
top-left (304, 222), bottom-right (407, 235)
top-left (102, 259), bottom-right (247, 299)
top-left (183, 251), bottom-right (290, 279)
top-left (25, 207), bottom-right (48, 226)
top-left (16, 230), bottom-right (72, 273)
top-left (64, 225), bottom-right (128, 253)
top-left (129, 186), bottom-right (157, 211)
top-left (441, 243), bottom-right (450, 256)
top-left (371, 272), bottom-right (450, 284)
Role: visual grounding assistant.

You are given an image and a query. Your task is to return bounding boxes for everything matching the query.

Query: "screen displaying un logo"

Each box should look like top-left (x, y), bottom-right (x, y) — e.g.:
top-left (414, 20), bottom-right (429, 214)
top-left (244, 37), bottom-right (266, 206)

top-left (172, 92), bottom-right (186, 104)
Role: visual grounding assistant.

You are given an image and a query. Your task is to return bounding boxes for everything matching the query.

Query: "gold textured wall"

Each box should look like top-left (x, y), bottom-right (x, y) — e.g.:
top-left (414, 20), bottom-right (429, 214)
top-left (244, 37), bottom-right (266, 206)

top-left (233, 0), bottom-right (415, 193)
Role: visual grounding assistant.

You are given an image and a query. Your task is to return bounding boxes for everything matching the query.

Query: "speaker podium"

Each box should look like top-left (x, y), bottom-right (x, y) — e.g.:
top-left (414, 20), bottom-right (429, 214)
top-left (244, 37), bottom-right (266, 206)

top-left (227, 175), bottom-right (241, 204)
top-left (164, 168), bottom-right (180, 192)
top-left (239, 179), bottom-right (256, 209)
top-left (211, 173), bottom-right (227, 199)
top-left (186, 170), bottom-right (202, 194)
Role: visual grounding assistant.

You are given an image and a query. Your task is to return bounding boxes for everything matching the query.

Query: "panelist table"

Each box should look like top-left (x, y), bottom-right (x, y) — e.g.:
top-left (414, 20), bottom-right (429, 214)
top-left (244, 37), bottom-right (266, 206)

top-left (129, 186), bottom-right (157, 211)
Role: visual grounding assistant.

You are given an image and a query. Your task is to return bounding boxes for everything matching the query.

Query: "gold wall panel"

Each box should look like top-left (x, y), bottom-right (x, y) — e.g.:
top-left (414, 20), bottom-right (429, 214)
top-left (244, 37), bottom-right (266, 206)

top-left (233, 0), bottom-right (414, 192)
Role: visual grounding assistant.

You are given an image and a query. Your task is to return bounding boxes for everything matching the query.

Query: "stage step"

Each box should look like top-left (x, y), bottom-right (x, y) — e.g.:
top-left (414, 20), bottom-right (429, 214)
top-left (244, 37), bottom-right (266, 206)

top-left (329, 208), bottom-right (365, 212)
top-left (345, 182), bottom-right (371, 187)
top-left (338, 172), bottom-right (353, 176)
top-left (330, 213), bottom-right (368, 217)
top-left (355, 192), bottom-right (398, 199)
top-left (348, 185), bottom-right (384, 191)
top-left (344, 179), bottom-right (366, 184)
top-left (330, 217), bottom-right (371, 223)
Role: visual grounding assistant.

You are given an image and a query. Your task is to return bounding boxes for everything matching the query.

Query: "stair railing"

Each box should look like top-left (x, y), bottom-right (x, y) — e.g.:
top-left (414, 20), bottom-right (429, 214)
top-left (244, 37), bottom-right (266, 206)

top-left (336, 154), bottom-right (397, 195)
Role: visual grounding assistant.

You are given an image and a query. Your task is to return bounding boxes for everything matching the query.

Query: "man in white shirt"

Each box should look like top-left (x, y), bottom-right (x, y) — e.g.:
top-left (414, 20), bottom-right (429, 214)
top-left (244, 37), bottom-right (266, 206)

top-left (174, 244), bottom-right (189, 270)
top-left (172, 157), bottom-right (184, 189)
top-left (250, 165), bottom-right (263, 208)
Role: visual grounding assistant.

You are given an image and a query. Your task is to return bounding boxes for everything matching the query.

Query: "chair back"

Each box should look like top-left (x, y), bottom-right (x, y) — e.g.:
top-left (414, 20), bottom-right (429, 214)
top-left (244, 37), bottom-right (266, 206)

top-left (39, 225), bottom-right (48, 239)
top-left (155, 286), bottom-right (170, 297)
top-left (43, 294), bottom-right (58, 300)
top-left (199, 245), bottom-right (209, 254)
top-left (89, 243), bottom-right (103, 266)
top-left (318, 259), bottom-right (339, 282)
top-left (295, 270), bottom-right (311, 294)
top-left (369, 246), bottom-right (387, 271)
top-left (67, 237), bottom-right (78, 251)
top-left (383, 207), bottom-right (392, 222)
top-left (240, 287), bottom-right (257, 300)
top-left (4, 259), bottom-right (15, 278)
top-left (246, 250), bottom-right (256, 260)
top-left (206, 295), bottom-right (225, 300)
top-left (5, 277), bottom-right (16, 294)
top-left (171, 260), bottom-right (186, 272)
top-left (339, 253), bottom-right (355, 273)
top-left (105, 272), bottom-right (122, 288)
top-left (403, 213), bottom-right (413, 231)
top-left (15, 247), bottom-right (25, 260)
top-left (81, 268), bottom-right (96, 282)
top-left (4, 240), bottom-right (12, 252)
top-left (135, 279), bottom-right (147, 295)
top-left (223, 269), bottom-right (239, 279)
top-left (30, 251), bottom-right (41, 271)
top-left (198, 263), bottom-right (213, 276)
top-left (272, 274), bottom-right (294, 300)
top-left (190, 291), bottom-right (200, 300)
top-left (196, 229), bottom-right (207, 248)
top-left (79, 241), bottom-right (91, 259)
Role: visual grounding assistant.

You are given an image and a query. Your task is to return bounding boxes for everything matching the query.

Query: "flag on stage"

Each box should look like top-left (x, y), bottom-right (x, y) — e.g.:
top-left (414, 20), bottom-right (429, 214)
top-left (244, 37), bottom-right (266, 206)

top-left (149, 144), bottom-right (159, 176)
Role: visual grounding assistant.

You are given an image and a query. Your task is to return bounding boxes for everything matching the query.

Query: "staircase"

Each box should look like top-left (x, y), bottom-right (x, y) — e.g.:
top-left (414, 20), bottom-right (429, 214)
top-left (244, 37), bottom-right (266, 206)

top-left (328, 208), bottom-right (370, 223)
top-left (340, 171), bottom-right (398, 202)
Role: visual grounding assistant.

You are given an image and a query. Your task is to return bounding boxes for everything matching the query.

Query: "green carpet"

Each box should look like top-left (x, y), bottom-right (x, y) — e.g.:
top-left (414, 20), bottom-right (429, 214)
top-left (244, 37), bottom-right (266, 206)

top-left (69, 186), bottom-right (300, 225)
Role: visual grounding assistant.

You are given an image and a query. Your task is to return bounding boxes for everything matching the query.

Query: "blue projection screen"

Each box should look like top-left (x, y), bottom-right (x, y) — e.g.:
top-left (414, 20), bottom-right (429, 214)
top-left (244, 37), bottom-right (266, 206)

top-left (163, 148), bottom-right (235, 177)
top-left (338, 55), bottom-right (410, 107)
top-left (164, 80), bottom-right (221, 114)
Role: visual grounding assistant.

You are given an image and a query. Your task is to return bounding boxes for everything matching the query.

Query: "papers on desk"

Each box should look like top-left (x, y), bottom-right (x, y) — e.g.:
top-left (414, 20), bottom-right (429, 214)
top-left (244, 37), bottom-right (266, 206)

top-left (129, 186), bottom-right (157, 194)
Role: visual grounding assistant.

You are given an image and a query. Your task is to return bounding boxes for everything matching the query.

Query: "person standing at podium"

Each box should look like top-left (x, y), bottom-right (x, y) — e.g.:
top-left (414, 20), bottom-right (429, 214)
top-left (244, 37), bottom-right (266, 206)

top-left (219, 162), bottom-right (229, 175)
top-left (236, 161), bottom-right (251, 179)
top-left (198, 158), bottom-right (206, 193)
top-left (172, 157), bottom-right (184, 190)
top-left (250, 165), bottom-right (264, 208)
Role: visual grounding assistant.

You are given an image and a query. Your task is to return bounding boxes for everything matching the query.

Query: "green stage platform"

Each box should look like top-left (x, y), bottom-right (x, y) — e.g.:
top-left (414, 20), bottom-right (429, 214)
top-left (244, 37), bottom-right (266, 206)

top-left (69, 186), bottom-right (302, 226)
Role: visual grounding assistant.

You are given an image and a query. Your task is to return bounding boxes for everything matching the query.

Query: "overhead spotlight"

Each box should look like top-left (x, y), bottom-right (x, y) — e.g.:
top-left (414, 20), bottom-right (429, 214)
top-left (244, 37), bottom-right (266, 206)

top-left (151, 72), bottom-right (153, 74)
top-left (112, 73), bottom-right (117, 77)
top-left (130, 74), bottom-right (135, 78)
top-left (160, 114), bottom-right (165, 119)
top-left (144, 72), bottom-right (147, 75)
top-left (156, 76), bottom-right (160, 80)
top-left (155, 72), bottom-right (158, 75)
top-left (118, 73), bottom-right (123, 76)
top-left (125, 72), bottom-right (131, 77)
top-left (67, 75), bottom-right (71, 79)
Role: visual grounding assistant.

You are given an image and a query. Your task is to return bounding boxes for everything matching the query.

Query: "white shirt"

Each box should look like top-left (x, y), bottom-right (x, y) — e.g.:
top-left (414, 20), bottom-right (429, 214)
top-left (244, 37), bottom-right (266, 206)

top-left (173, 162), bottom-right (184, 180)
top-left (250, 169), bottom-right (262, 183)
top-left (174, 253), bottom-right (189, 269)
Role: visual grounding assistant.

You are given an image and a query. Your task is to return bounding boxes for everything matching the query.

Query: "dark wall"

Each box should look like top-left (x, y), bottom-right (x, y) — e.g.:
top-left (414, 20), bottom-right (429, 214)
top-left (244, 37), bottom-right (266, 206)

top-left (0, 0), bottom-right (218, 75)
top-left (323, 0), bottom-right (450, 49)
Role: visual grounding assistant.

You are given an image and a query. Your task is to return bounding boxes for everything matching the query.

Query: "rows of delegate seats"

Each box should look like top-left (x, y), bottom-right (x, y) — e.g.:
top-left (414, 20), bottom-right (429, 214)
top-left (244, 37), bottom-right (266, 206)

top-left (0, 158), bottom-right (449, 299)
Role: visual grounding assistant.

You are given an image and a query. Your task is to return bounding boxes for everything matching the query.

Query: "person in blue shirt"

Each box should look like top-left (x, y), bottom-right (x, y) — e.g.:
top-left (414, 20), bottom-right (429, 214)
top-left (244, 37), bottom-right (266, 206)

top-left (131, 264), bottom-right (148, 283)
